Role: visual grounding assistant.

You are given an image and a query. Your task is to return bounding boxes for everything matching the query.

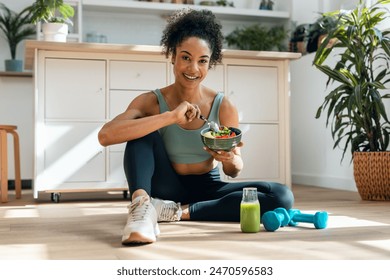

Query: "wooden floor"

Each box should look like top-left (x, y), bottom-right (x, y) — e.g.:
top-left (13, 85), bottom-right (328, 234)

top-left (0, 184), bottom-right (389, 260)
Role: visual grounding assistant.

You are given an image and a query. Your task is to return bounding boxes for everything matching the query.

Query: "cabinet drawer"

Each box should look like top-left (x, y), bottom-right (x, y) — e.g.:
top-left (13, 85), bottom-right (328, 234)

top-left (41, 122), bottom-right (106, 185)
top-left (45, 58), bottom-right (106, 120)
top-left (110, 60), bottom-right (167, 90)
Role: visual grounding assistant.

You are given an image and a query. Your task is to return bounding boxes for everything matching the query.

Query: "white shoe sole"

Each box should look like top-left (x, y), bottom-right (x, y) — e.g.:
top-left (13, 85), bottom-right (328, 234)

top-left (122, 232), bottom-right (156, 245)
top-left (121, 224), bottom-right (160, 246)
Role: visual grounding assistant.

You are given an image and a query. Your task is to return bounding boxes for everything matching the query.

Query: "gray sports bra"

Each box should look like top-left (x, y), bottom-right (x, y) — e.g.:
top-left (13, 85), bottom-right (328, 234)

top-left (153, 89), bottom-right (224, 164)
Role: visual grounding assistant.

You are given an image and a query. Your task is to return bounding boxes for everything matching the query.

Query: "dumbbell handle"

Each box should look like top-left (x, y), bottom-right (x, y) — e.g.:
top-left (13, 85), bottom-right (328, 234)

top-left (276, 212), bottom-right (286, 222)
top-left (291, 212), bottom-right (328, 229)
top-left (292, 213), bottom-right (314, 223)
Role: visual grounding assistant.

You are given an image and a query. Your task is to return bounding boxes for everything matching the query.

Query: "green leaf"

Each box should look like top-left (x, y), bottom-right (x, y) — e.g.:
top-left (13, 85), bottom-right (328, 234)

top-left (312, 0), bottom-right (390, 159)
top-left (0, 3), bottom-right (36, 59)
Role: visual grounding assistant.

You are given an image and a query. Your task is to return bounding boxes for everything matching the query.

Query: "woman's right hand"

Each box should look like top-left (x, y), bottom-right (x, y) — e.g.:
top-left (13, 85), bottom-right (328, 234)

top-left (173, 101), bottom-right (200, 125)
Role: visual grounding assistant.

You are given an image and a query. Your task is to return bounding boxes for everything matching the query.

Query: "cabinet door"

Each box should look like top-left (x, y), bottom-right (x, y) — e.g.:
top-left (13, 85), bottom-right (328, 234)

top-left (225, 64), bottom-right (284, 183)
top-left (39, 122), bottom-right (105, 187)
top-left (45, 58), bottom-right (106, 120)
top-left (232, 124), bottom-right (282, 182)
top-left (227, 65), bottom-right (278, 122)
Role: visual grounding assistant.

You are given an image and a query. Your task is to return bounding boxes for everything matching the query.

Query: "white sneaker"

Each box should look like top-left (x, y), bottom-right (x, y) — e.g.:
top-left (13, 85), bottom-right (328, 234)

top-left (151, 198), bottom-right (182, 222)
top-left (121, 196), bottom-right (160, 245)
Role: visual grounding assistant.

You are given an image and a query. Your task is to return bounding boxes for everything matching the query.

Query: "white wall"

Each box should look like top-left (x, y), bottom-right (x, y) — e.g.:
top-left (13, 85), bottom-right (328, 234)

top-left (290, 53), bottom-right (356, 191)
top-left (0, 76), bottom-right (34, 181)
top-left (290, 0), bottom-right (357, 191)
top-left (0, 0), bottom-right (35, 181)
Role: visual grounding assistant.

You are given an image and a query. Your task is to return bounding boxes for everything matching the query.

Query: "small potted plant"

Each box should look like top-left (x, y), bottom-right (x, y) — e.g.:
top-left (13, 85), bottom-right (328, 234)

top-left (215, 0), bottom-right (234, 7)
top-left (0, 3), bottom-right (36, 71)
top-left (306, 13), bottom-right (338, 53)
top-left (225, 24), bottom-right (288, 51)
top-left (28, 0), bottom-right (74, 42)
top-left (313, 0), bottom-right (390, 200)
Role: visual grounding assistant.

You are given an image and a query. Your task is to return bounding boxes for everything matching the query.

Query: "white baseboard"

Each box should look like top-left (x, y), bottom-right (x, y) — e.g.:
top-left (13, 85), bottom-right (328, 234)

top-left (292, 173), bottom-right (357, 192)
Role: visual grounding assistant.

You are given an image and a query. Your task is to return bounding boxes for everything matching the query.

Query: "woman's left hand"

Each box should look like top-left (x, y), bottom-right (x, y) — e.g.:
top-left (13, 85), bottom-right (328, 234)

top-left (203, 142), bottom-right (243, 162)
top-left (203, 147), bottom-right (233, 162)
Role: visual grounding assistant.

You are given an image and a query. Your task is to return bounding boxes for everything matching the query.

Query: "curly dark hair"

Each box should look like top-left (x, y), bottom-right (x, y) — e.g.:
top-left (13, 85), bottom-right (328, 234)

top-left (160, 8), bottom-right (223, 69)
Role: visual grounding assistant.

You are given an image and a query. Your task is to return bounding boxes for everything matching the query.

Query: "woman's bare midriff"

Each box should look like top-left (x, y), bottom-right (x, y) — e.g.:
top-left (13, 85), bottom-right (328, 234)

top-left (172, 157), bottom-right (218, 175)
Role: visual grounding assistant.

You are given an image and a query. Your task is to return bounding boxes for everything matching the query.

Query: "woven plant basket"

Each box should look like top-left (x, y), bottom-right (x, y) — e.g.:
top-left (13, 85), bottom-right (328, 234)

top-left (353, 151), bottom-right (390, 201)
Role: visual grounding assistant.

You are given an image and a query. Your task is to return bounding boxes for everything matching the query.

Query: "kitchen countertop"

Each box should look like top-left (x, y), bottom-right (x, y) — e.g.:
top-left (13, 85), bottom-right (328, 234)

top-left (24, 40), bottom-right (301, 71)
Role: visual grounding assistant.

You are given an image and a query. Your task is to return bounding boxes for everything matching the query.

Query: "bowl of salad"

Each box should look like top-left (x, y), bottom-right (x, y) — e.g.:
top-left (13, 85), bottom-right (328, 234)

top-left (201, 126), bottom-right (242, 151)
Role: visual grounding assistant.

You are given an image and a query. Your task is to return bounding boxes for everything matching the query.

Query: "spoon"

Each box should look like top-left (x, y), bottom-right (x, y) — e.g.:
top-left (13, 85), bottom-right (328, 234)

top-left (199, 115), bottom-right (220, 132)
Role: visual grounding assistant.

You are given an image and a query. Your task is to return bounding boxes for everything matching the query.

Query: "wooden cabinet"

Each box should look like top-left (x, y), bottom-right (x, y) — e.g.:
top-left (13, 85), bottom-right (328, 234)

top-left (225, 60), bottom-right (287, 183)
top-left (34, 57), bottom-right (107, 198)
top-left (26, 41), bottom-right (299, 200)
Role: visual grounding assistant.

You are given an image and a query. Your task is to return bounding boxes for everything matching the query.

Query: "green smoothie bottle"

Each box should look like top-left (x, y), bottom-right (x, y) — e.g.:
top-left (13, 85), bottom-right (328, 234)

top-left (240, 187), bottom-right (260, 233)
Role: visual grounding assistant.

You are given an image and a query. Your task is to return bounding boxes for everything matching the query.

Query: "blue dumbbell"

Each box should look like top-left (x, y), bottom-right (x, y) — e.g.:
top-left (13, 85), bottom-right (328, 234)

top-left (262, 207), bottom-right (290, 232)
top-left (288, 209), bottom-right (328, 229)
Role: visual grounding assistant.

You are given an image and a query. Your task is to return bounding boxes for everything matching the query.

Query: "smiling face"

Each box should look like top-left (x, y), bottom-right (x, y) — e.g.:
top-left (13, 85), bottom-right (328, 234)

top-left (172, 37), bottom-right (212, 89)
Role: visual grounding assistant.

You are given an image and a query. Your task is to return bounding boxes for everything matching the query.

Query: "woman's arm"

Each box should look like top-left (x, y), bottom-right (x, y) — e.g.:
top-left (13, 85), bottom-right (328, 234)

top-left (98, 92), bottom-right (199, 147)
top-left (204, 97), bottom-right (244, 178)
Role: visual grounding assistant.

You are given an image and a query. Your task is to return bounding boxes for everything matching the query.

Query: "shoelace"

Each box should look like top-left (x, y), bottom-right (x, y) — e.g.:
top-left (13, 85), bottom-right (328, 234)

top-left (127, 197), bottom-right (152, 222)
top-left (159, 202), bottom-right (182, 221)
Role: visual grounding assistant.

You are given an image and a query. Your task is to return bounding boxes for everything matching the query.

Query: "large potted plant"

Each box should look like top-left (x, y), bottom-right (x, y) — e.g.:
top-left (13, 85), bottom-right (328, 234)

top-left (313, 0), bottom-right (390, 200)
top-left (28, 0), bottom-right (74, 42)
top-left (0, 3), bottom-right (36, 71)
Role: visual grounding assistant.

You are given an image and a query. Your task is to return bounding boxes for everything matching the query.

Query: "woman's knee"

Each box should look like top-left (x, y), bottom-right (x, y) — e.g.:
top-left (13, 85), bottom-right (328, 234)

top-left (258, 182), bottom-right (294, 214)
top-left (271, 182), bottom-right (294, 210)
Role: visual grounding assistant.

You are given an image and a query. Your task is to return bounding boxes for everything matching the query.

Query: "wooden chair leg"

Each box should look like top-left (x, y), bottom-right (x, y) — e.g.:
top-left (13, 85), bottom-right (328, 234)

top-left (11, 130), bottom-right (21, 199)
top-left (0, 129), bottom-right (8, 203)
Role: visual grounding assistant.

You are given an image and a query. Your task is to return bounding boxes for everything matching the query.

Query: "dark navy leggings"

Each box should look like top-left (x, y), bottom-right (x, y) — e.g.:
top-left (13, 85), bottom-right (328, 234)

top-left (123, 131), bottom-right (294, 222)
